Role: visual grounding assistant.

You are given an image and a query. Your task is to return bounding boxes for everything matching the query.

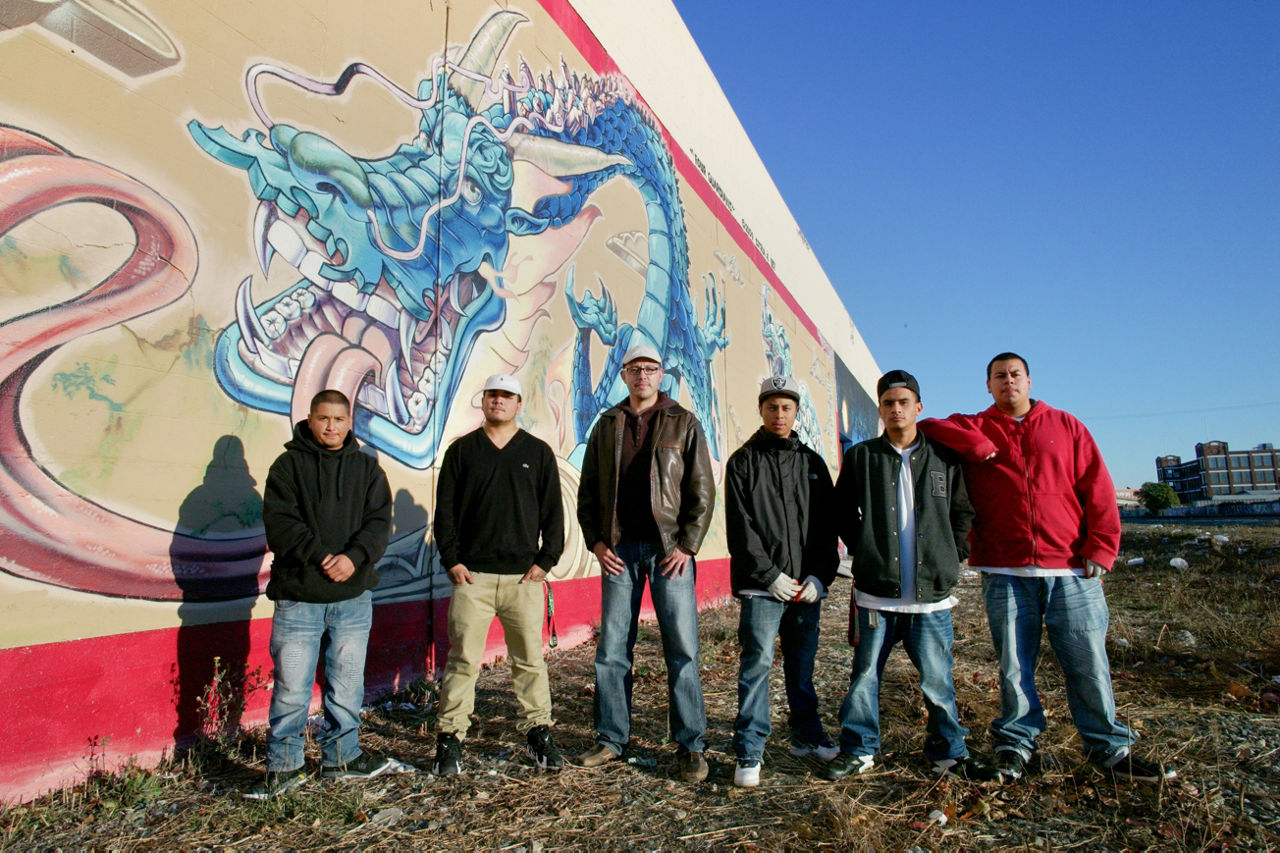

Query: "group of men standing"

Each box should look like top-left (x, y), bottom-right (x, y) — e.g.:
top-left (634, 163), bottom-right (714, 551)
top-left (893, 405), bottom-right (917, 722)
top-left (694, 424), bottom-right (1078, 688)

top-left (246, 346), bottom-right (1172, 799)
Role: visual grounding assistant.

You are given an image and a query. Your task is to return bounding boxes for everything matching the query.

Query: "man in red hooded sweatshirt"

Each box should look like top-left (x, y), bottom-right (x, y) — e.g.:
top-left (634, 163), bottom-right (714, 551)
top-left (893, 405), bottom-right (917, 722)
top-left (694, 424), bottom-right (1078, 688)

top-left (919, 353), bottom-right (1174, 784)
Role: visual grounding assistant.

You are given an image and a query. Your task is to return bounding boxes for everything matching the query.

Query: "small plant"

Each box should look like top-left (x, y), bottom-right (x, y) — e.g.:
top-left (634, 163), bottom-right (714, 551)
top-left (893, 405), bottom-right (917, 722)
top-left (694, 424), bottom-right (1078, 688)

top-left (196, 656), bottom-right (267, 753)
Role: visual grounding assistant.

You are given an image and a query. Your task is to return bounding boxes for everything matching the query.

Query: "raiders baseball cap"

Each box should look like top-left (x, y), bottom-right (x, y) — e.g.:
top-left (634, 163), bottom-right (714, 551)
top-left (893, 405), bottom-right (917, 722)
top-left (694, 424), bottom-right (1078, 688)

top-left (758, 375), bottom-right (801, 404)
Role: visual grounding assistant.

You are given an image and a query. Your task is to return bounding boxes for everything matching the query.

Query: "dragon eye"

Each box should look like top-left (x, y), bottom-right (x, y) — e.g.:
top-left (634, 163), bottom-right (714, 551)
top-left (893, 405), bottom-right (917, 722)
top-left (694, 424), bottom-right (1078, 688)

top-left (460, 177), bottom-right (482, 205)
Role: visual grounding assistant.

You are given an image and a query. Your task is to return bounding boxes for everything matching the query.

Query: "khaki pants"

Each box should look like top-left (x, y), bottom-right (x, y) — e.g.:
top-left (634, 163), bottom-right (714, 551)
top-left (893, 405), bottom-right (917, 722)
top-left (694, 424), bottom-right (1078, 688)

top-left (436, 571), bottom-right (553, 737)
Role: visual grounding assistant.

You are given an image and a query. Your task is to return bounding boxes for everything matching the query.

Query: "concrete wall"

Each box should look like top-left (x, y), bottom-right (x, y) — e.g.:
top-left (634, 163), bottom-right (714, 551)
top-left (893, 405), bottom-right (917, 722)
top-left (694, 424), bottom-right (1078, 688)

top-left (0, 0), bottom-right (880, 800)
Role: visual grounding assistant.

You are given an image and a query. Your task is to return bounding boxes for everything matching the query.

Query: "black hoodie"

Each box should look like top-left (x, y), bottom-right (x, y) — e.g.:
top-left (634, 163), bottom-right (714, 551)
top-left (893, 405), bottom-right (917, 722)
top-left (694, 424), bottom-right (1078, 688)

top-left (263, 420), bottom-right (392, 603)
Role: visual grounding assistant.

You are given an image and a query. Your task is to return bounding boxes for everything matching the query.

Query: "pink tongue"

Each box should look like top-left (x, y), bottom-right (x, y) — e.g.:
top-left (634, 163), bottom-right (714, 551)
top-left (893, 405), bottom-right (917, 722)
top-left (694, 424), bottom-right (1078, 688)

top-left (291, 332), bottom-right (382, 424)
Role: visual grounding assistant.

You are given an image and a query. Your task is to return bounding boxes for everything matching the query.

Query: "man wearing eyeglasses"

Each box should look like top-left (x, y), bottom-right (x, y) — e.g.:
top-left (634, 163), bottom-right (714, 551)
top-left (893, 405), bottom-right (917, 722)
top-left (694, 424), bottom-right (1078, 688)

top-left (575, 341), bottom-right (716, 783)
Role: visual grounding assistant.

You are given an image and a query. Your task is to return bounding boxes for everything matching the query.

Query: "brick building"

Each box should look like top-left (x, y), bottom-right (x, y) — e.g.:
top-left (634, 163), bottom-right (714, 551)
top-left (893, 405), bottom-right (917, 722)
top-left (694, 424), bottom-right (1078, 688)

top-left (1156, 441), bottom-right (1279, 503)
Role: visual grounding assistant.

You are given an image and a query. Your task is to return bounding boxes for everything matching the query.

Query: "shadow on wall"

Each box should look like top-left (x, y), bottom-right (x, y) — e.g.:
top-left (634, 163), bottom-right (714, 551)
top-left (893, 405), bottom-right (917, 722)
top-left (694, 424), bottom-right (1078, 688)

top-left (171, 435), bottom-right (263, 749)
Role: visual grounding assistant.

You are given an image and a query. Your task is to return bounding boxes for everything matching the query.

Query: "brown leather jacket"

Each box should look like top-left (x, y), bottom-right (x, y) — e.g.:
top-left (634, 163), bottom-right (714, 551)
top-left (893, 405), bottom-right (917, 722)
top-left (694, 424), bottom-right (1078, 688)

top-left (577, 398), bottom-right (716, 556)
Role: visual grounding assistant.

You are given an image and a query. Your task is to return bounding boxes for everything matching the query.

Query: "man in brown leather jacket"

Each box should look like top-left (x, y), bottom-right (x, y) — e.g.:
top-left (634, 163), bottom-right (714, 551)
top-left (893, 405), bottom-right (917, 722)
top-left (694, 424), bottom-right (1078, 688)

top-left (575, 341), bottom-right (716, 783)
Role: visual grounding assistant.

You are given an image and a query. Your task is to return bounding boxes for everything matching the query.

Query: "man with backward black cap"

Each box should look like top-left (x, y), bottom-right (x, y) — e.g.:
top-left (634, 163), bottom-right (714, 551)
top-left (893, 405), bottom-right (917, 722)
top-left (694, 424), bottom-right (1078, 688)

top-left (827, 370), bottom-right (997, 781)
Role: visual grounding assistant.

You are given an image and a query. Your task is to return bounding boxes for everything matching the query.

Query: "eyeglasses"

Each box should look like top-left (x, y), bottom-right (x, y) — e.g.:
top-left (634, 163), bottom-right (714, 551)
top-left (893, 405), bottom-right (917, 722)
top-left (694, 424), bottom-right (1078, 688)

top-left (624, 365), bottom-right (661, 377)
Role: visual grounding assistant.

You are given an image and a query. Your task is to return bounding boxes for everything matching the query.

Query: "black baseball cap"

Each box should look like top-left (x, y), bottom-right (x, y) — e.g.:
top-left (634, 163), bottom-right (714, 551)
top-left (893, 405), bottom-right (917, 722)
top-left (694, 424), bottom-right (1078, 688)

top-left (876, 369), bottom-right (920, 400)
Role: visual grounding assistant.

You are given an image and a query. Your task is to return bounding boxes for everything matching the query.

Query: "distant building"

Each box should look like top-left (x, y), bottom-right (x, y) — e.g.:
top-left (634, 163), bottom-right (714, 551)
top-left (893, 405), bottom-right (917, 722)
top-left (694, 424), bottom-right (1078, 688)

top-left (1156, 441), bottom-right (1279, 503)
top-left (1115, 488), bottom-right (1140, 508)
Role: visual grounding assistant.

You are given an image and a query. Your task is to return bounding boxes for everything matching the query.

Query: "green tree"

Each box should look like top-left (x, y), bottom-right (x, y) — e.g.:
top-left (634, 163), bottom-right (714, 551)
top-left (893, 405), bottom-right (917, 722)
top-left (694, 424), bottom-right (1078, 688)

top-left (1138, 481), bottom-right (1179, 515)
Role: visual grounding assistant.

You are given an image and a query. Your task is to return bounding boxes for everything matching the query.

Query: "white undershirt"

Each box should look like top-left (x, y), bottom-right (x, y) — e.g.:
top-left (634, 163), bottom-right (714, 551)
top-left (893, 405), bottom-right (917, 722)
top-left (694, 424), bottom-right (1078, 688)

top-left (855, 440), bottom-right (955, 614)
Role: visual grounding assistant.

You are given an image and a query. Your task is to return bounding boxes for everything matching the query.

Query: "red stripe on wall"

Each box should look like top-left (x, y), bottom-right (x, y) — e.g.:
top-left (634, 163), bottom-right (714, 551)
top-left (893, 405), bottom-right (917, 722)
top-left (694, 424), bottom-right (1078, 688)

top-left (0, 560), bottom-right (729, 801)
top-left (535, 0), bottom-right (826, 346)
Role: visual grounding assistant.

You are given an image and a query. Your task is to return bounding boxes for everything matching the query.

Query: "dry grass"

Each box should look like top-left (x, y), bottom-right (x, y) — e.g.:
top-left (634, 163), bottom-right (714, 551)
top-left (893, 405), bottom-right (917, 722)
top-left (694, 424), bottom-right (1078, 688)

top-left (3, 523), bottom-right (1279, 851)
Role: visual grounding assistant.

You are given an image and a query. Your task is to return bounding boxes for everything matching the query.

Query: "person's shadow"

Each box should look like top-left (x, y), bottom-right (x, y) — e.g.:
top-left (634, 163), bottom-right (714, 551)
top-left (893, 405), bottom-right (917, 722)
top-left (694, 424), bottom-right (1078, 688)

top-left (170, 435), bottom-right (263, 758)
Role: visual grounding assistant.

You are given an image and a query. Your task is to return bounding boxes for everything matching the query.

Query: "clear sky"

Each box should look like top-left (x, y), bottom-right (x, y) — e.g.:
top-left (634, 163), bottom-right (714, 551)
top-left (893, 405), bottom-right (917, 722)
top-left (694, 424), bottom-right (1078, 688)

top-left (673, 1), bottom-right (1280, 488)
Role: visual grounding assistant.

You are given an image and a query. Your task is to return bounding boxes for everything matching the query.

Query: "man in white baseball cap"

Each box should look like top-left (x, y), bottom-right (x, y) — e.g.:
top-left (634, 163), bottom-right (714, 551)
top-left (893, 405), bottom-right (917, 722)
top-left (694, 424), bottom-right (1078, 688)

top-left (432, 373), bottom-right (565, 775)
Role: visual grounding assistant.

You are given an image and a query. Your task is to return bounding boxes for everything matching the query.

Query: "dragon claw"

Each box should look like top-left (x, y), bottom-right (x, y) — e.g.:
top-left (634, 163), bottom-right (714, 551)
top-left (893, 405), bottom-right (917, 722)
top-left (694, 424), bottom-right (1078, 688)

top-left (566, 270), bottom-right (618, 345)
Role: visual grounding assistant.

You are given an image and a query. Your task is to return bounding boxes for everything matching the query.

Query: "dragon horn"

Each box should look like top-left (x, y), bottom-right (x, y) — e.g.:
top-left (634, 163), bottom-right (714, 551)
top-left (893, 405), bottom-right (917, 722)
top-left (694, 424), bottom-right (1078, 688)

top-left (450, 9), bottom-right (528, 111)
top-left (507, 132), bottom-right (631, 177)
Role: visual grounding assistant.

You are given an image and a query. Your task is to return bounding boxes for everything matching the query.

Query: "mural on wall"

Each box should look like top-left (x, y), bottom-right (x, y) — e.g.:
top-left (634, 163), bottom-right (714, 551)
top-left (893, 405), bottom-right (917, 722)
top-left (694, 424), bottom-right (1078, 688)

top-left (187, 9), bottom-right (728, 473)
top-left (0, 0), bottom-right (850, 609)
top-left (759, 283), bottom-right (823, 455)
top-left (0, 124), bottom-right (269, 600)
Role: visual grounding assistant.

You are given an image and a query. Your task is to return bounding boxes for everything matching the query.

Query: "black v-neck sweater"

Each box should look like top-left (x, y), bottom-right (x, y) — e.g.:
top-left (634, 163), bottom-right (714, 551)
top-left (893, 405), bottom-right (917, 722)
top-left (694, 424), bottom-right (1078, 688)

top-left (433, 427), bottom-right (565, 574)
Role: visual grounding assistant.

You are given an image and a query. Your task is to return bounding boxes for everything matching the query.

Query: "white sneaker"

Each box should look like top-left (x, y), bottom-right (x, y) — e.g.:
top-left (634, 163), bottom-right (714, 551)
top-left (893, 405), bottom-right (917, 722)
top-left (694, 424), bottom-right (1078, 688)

top-left (733, 759), bottom-right (762, 787)
top-left (790, 739), bottom-right (840, 762)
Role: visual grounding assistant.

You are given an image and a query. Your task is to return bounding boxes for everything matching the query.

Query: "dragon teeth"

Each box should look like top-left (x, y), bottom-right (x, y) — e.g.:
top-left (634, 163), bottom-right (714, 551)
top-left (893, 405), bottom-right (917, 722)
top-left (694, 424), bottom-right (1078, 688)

top-left (254, 203), bottom-right (277, 276)
top-left (266, 219), bottom-right (307, 267)
top-left (234, 276), bottom-right (268, 354)
top-left (259, 309), bottom-right (286, 340)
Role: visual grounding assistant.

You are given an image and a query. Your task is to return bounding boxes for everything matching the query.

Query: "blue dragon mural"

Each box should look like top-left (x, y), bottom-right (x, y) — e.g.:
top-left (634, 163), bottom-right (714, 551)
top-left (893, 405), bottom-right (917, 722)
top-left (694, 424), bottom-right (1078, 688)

top-left (187, 8), bottom-right (727, 468)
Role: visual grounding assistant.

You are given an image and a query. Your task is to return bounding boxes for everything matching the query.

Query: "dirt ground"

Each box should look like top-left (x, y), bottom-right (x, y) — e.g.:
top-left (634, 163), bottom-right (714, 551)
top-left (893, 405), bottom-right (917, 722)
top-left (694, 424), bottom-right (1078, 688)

top-left (3, 523), bottom-right (1279, 851)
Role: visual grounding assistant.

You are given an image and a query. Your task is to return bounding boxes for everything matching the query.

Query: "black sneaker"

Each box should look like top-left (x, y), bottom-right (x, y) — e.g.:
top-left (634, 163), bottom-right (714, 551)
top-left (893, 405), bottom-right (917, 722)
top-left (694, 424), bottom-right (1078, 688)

top-left (1105, 752), bottom-right (1176, 783)
top-left (825, 752), bottom-right (874, 780)
top-left (934, 756), bottom-right (999, 782)
top-left (243, 768), bottom-right (307, 800)
top-left (322, 753), bottom-right (394, 780)
top-left (994, 749), bottom-right (1028, 782)
top-left (526, 725), bottom-right (564, 770)
top-left (433, 732), bottom-right (462, 776)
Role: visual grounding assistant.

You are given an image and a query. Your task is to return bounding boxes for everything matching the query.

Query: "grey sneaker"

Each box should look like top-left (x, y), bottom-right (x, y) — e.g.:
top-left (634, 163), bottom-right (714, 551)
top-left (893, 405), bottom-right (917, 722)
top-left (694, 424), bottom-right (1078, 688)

top-left (433, 732), bottom-right (462, 776)
top-left (323, 753), bottom-right (394, 780)
top-left (676, 750), bottom-right (709, 783)
top-left (526, 726), bottom-right (565, 770)
top-left (243, 768), bottom-right (307, 800)
top-left (791, 737), bottom-right (840, 762)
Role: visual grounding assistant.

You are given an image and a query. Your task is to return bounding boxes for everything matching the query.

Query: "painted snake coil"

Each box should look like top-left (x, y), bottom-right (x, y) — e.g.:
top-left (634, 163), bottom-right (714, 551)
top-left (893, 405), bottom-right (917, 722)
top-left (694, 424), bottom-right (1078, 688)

top-left (0, 125), bottom-right (267, 600)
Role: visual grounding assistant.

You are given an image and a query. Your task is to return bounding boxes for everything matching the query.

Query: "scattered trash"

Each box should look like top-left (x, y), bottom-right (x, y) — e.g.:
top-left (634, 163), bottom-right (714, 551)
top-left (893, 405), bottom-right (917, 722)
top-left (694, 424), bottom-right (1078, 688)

top-left (1169, 557), bottom-right (1189, 569)
top-left (1173, 630), bottom-right (1197, 648)
top-left (1127, 557), bottom-right (1145, 566)
top-left (1115, 637), bottom-right (1132, 648)
top-left (625, 754), bottom-right (658, 769)
top-left (1213, 534), bottom-right (1230, 545)
top-left (927, 809), bottom-right (948, 827)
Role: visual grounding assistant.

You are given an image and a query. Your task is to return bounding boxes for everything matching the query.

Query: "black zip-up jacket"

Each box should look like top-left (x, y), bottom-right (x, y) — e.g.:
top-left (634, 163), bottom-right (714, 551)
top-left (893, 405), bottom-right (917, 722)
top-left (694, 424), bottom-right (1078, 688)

top-left (726, 427), bottom-right (839, 596)
top-left (577, 394), bottom-right (715, 556)
top-left (835, 433), bottom-right (973, 603)
top-left (263, 421), bottom-right (391, 603)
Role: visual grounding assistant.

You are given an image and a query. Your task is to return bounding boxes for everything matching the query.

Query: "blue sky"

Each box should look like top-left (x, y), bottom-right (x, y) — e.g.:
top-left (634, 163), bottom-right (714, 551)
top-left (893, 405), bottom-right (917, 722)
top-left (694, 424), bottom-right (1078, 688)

top-left (674, 1), bottom-right (1279, 488)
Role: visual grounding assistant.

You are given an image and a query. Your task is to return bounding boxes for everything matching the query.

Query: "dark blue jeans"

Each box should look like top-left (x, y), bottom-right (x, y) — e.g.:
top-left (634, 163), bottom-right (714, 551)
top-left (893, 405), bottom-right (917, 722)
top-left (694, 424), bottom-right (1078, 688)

top-left (837, 607), bottom-right (968, 762)
top-left (593, 539), bottom-right (706, 754)
top-left (732, 595), bottom-right (826, 761)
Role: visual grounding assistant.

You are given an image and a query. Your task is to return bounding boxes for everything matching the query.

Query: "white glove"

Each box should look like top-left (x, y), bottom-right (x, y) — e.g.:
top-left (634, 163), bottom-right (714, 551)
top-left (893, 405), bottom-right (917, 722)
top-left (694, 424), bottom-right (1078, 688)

top-left (1083, 560), bottom-right (1106, 579)
top-left (767, 573), bottom-right (802, 602)
top-left (796, 575), bottom-right (824, 603)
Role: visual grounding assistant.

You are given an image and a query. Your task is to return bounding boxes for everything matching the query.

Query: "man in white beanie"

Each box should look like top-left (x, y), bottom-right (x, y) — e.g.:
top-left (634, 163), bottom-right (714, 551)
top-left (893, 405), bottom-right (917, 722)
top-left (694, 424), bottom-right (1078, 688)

top-left (575, 341), bottom-right (716, 783)
top-left (432, 374), bottom-right (565, 776)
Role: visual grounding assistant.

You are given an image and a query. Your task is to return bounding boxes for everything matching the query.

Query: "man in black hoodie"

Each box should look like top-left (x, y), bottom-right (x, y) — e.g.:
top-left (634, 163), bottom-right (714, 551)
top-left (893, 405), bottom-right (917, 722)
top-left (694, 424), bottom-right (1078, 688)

top-left (431, 373), bottom-right (565, 776)
top-left (245, 390), bottom-right (393, 800)
top-left (725, 376), bottom-right (839, 787)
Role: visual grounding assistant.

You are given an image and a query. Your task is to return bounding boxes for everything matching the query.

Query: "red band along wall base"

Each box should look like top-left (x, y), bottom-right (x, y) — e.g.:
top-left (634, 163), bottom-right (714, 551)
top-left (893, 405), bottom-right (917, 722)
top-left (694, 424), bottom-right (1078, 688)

top-left (0, 561), bottom-right (729, 800)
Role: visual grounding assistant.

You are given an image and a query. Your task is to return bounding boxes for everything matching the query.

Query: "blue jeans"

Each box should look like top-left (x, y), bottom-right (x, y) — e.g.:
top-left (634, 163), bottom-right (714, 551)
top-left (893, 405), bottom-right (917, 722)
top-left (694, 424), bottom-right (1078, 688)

top-left (733, 595), bottom-right (826, 761)
top-left (594, 539), bottom-right (706, 754)
top-left (983, 573), bottom-right (1132, 762)
top-left (265, 591), bottom-right (372, 772)
top-left (837, 607), bottom-right (968, 762)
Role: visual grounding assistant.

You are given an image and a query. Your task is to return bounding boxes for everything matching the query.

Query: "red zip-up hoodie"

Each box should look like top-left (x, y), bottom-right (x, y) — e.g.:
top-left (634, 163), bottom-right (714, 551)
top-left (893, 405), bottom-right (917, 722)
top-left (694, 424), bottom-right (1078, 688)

top-left (918, 401), bottom-right (1120, 571)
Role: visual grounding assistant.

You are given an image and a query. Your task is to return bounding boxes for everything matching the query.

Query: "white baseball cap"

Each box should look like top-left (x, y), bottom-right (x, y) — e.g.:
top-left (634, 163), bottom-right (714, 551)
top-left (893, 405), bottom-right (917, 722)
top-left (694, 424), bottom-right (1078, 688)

top-left (621, 340), bottom-right (662, 365)
top-left (482, 373), bottom-right (522, 396)
top-left (758, 375), bottom-right (801, 404)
